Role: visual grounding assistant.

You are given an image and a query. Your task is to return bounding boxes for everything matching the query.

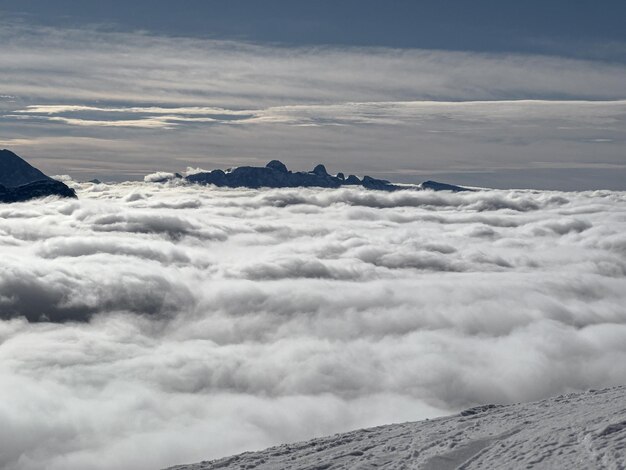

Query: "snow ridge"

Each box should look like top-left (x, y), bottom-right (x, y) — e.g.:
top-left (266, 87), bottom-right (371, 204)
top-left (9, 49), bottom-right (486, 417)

top-left (167, 386), bottom-right (626, 469)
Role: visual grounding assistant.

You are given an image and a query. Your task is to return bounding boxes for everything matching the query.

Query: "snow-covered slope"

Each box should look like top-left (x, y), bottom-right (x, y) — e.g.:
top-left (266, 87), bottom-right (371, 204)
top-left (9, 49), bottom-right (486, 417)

top-left (167, 386), bottom-right (626, 470)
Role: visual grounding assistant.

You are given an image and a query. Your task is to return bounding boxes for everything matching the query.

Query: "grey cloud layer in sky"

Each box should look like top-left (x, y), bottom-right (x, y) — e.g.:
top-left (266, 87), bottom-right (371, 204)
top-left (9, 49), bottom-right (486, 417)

top-left (1, 182), bottom-right (625, 469)
top-left (0, 23), bottom-right (625, 189)
top-left (2, 0), bottom-right (625, 60)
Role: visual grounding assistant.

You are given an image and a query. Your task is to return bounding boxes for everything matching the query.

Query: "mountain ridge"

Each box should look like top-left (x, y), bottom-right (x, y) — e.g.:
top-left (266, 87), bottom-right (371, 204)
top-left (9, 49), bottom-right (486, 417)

top-left (181, 160), bottom-right (471, 192)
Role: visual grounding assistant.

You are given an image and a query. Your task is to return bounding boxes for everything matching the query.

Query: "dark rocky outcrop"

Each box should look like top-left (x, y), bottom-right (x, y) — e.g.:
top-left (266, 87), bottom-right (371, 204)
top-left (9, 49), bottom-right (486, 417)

top-left (312, 164), bottom-right (328, 176)
top-left (185, 160), bottom-right (471, 192)
top-left (420, 180), bottom-right (469, 192)
top-left (187, 161), bottom-right (344, 189)
top-left (0, 180), bottom-right (77, 202)
top-left (0, 150), bottom-right (77, 202)
top-left (344, 175), bottom-right (362, 185)
top-left (0, 149), bottom-right (53, 187)
top-left (266, 160), bottom-right (288, 173)
top-left (362, 175), bottom-right (394, 190)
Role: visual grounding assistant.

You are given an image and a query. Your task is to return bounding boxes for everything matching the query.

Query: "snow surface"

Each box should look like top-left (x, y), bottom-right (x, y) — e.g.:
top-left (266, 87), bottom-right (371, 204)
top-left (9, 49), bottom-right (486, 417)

top-left (167, 386), bottom-right (626, 470)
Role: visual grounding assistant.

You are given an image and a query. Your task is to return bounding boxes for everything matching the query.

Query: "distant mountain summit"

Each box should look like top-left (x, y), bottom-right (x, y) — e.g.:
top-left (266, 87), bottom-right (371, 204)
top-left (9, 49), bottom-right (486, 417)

top-left (0, 150), bottom-right (76, 202)
top-left (184, 160), bottom-right (470, 192)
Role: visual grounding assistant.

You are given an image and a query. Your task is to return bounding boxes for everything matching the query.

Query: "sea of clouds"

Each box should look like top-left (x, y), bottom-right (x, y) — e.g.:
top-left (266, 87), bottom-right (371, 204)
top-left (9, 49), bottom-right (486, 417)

top-left (0, 182), bottom-right (625, 469)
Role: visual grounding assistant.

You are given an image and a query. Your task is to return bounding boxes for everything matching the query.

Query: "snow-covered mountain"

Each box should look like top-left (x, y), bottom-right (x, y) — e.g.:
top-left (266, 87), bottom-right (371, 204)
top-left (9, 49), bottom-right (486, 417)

top-left (166, 386), bottom-right (626, 470)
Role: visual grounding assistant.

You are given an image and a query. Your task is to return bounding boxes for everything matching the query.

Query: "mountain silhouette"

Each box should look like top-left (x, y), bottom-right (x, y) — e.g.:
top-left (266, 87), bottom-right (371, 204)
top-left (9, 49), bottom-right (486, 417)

top-left (0, 150), bottom-right (76, 202)
top-left (185, 160), bottom-right (470, 192)
top-left (0, 149), bottom-right (54, 187)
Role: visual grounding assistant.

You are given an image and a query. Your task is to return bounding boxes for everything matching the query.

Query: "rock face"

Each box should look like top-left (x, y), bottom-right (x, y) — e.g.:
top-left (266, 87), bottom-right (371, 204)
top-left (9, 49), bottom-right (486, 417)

top-left (0, 180), bottom-right (77, 203)
top-left (0, 149), bottom-right (53, 187)
top-left (421, 180), bottom-right (469, 192)
top-left (185, 160), bottom-right (470, 192)
top-left (0, 150), bottom-right (77, 202)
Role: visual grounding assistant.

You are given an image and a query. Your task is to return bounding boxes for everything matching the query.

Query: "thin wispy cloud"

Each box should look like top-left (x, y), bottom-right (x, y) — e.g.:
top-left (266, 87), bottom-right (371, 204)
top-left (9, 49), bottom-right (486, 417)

top-left (11, 99), bottom-right (626, 129)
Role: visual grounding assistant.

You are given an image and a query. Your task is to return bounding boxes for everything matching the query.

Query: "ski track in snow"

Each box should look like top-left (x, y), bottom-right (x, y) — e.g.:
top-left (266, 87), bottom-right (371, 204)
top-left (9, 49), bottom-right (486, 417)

top-left (168, 386), bottom-right (626, 470)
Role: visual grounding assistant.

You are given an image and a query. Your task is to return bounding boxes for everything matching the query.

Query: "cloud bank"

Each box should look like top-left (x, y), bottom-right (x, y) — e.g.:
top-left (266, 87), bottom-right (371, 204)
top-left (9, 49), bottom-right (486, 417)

top-left (0, 183), bottom-right (625, 469)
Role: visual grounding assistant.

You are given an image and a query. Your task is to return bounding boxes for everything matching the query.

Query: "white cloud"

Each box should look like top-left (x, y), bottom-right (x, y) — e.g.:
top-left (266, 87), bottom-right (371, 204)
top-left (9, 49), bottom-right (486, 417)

top-left (0, 183), bottom-right (625, 469)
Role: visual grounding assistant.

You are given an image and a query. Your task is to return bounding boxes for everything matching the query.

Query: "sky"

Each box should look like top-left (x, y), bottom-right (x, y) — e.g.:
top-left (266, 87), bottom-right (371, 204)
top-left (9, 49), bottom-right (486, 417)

top-left (0, 0), bottom-right (625, 189)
